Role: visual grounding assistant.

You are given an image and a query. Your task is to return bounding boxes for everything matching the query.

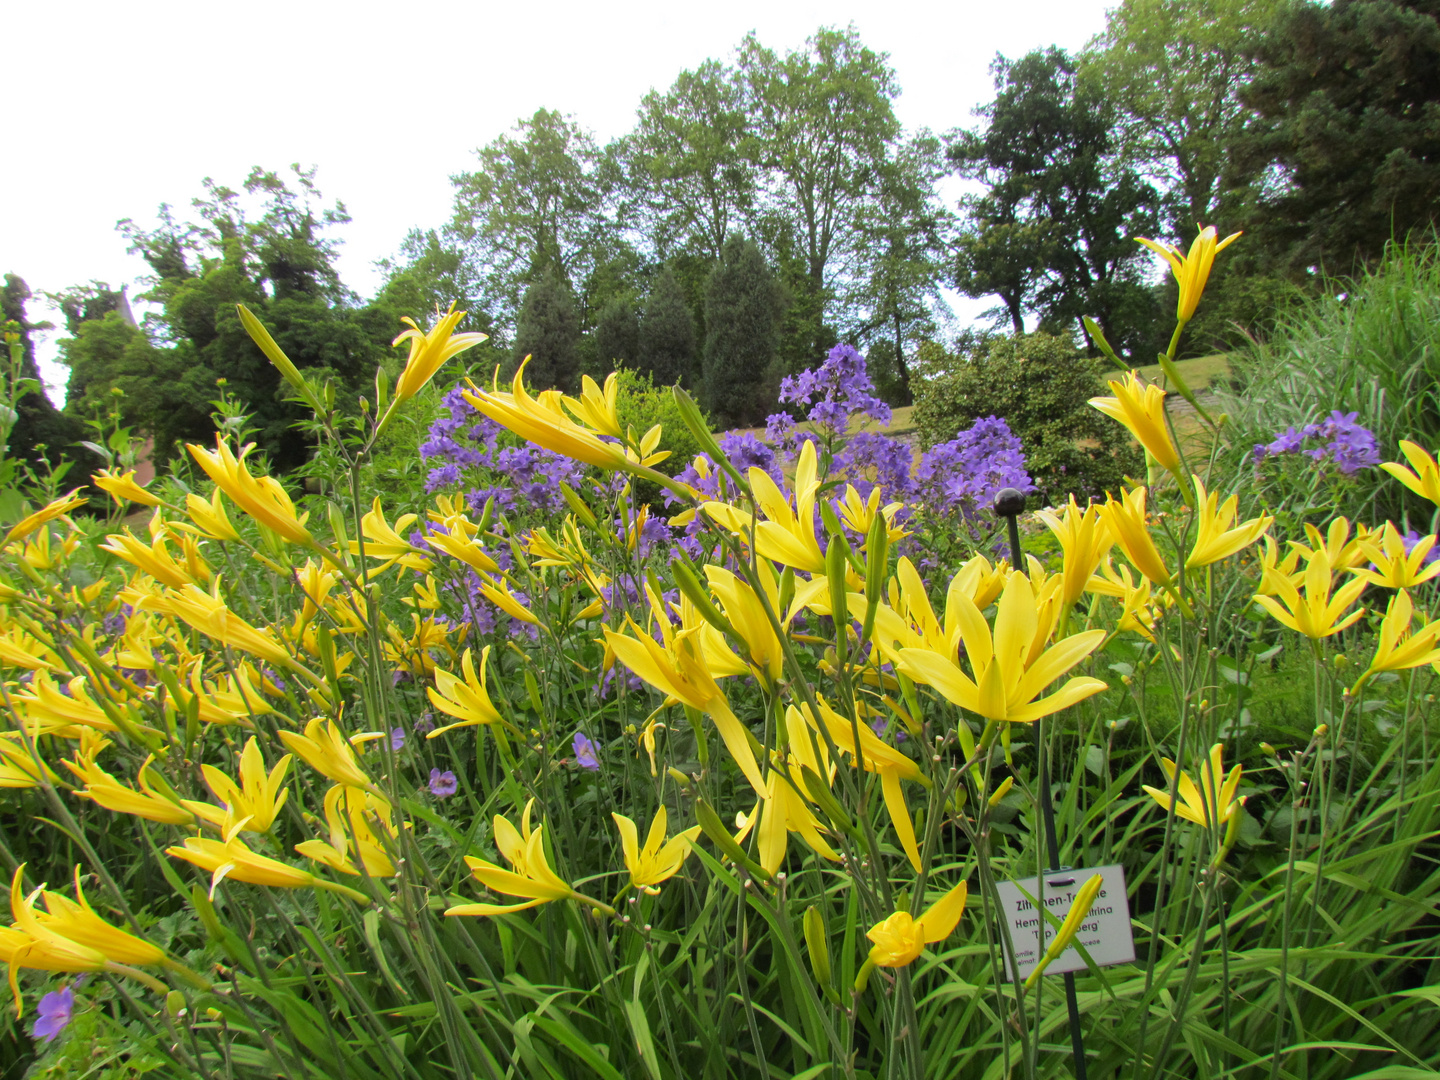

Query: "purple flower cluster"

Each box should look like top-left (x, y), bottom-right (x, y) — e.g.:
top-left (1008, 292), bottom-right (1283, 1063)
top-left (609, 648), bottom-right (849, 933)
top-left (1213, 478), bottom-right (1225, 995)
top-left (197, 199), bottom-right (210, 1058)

top-left (421, 385), bottom-right (588, 513)
top-left (776, 344), bottom-right (892, 436)
top-left (913, 417), bottom-right (1036, 518)
top-left (1252, 411), bottom-right (1380, 475)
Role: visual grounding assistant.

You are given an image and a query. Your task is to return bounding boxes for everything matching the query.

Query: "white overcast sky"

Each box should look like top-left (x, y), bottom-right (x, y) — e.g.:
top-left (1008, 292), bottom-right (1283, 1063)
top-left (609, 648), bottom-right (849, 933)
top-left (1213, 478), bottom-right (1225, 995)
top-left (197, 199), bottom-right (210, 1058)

top-left (3, 0), bottom-right (1117, 401)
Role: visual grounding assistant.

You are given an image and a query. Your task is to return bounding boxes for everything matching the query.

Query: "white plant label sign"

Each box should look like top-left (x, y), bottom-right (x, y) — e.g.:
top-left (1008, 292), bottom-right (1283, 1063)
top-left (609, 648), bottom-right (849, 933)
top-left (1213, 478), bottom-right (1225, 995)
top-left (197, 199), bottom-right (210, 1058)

top-left (992, 863), bottom-right (1135, 982)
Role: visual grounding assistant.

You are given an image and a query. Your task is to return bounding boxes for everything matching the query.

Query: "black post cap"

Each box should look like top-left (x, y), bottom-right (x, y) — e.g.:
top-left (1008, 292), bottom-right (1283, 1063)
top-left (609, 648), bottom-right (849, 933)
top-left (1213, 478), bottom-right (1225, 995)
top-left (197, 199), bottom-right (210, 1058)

top-left (992, 488), bottom-right (1028, 518)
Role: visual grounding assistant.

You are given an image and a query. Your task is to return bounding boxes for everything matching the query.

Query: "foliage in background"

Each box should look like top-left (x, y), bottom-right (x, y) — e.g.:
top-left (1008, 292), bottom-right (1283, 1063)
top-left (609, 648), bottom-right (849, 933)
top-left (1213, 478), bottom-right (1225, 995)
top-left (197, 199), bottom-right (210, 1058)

top-left (913, 332), bottom-right (1141, 504)
top-left (702, 235), bottom-right (786, 429)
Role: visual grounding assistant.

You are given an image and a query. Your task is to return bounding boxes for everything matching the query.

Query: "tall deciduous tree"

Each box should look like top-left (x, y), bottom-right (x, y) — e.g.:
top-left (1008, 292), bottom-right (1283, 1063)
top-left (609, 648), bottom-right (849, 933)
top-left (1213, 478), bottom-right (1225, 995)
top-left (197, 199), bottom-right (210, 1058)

top-left (450, 109), bottom-right (605, 325)
top-left (512, 273), bottom-right (580, 391)
top-left (637, 266), bottom-right (697, 387)
top-left (620, 60), bottom-right (757, 263)
top-left (1240, 0), bottom-right (1440, 273)
top-left (1084, 0), bottom-right (1283, 238)
top-left (950, 48), bottom-right (1162, 360)
top-left (739, 26), bottom-right (902, 359)
top-left (703, 235), bottom-right (786, 429)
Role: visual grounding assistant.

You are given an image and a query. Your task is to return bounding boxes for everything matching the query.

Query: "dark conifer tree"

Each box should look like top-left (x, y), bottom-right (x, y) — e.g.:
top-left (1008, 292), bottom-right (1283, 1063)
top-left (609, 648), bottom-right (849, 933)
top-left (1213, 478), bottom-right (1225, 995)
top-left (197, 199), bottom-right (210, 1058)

top-left (637, 266), bottom-right (697, 386)
top-left (702, 236), bottom-right (785, 428)
top-left (512, 272), bottom-right (581, 391)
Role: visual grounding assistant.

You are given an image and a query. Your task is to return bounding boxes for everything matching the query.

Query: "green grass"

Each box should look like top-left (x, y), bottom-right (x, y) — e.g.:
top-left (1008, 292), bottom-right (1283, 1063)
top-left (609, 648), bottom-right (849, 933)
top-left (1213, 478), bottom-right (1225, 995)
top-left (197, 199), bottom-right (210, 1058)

top-left (1103, 352), bottom-right (1232, 394)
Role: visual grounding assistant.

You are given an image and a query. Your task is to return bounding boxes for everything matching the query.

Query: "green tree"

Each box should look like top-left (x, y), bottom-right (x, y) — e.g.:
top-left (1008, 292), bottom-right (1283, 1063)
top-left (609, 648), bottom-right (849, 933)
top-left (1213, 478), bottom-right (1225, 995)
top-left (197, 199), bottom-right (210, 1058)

top-left (637, 266), bottom-right (697, 387)
top-left (619, 60), bottom-right (757, 263)
top-left (703, 235), bottom-right (786, 429)
top-left (593, 297), bottom-right (639, 370)
top-left (1084, 0), bottom-right (1284, 237)
top-left (375, 229), bottom-right (492, 334)
top-left (739, 26), bottom-right (902, 360)
top-left (1, 275), bottom-right (86, 476)
top-left (1239, 0), bottom-right (1440, 274)
top-left (950, 48), bottom-right (1164, 361)
top-left (450, 110), bottom-right (605, 324)
top-left (512, 273), bottom-right (580, 391)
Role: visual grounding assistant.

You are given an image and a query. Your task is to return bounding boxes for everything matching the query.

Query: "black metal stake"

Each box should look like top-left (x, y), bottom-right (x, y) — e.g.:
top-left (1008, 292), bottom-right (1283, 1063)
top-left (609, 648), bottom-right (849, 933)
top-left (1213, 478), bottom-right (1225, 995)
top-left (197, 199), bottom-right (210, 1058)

top-left (993, 488), bottom-right (1088, 1080)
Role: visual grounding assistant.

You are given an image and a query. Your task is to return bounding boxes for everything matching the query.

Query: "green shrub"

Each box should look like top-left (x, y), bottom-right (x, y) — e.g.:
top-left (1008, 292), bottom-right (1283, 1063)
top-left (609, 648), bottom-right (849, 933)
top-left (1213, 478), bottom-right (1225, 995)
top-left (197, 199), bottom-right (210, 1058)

top-left (612, 366), bottom-right (711, 506)
top-left (913, 332), bottom-right (1140, 504)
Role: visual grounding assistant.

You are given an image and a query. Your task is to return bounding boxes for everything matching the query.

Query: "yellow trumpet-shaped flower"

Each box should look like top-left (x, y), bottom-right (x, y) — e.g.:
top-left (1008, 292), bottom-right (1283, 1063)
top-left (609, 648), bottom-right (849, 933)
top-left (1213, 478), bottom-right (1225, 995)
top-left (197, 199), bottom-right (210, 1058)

top-left (836, 484), bottom-right (906, 545)
top-left (1381, 440), bottom-right (1440, 507)
top-left (564, 373), bottom-right (623, 439)
top-left (1024, 873), bottom-right (1105, 988)
top-left (161, 581), bottom-right (298, 670)
top-left (475, 573), bottom-right (539, 624)
top-left (1098, 487), bottom-right (1173, 587)
top-left (0, 489), bottom-right (86, 549)
top-left (1137, 224), bottom-right (1242, 324)
top-left (1187, 477), bottom-right (1270, 568)
top-left (0, 734), bottom-right (61, 789)
top-left (167, 823), bottom-right (323, 899)
top-left (463, 361), bottom-right (631, 470)
top-left (65, 756), bottom-right (197, 825)
top-left (0, 625), bottom-right (60, 672)
top-left (1036, 496), bottom-right (1114, 611)
top-left (624, 422), bottom-right (671, 469)
top-left (896, 572), bottom-right (1108, 725)
top-left (423, 512), bottom-right (500, 575)
top-left (704, 563), bottom-right (785, 687)
top-left (392, 304), bottom-right (488, 402)
top-left (612, 807), bottom-right (701, 893)
top-left (1354, 589), bottom-right (1440, 691)
top-left (1143, 743), bottom-right (1244, 829)
top-left (603, 616), bottom-right (766, 793)
top-left (36, 867), bottom-right (166, 967)
top-left (427, 646), bottom-right (504, 737)
top-left (181, 666), bottom-right (273, 727)
top-left (279, 717), bottom-right (377, 791)
top-left (1255, 535), bottom-right (1302, 597)
top-left (186, 737), bottom-right (292, 834)
top-left (446, 799), bottom-right (577, 916)
top-left (93, 468), bottom-right (163, 508)
top-left (1089, 371), bottom-right (1181, 478)
top-left (0, 867), bottom-right (110, 1016)
top-left (1353, 521), bottom-right (1440, 589)
top-left (857, 879), bottom-right (969, 987)
top-left (295, 785), bottom-right (398, 878)
top-left (180, 488), bottom-right (241, 543)
top-left (704, 439), bottom-right (826, 574)
top-left (12, 672), bottom-right (118, 737)
top-left (186, 439), bottom-right (312, 546)
top-left (100, 529), bottom-right (196, 589)
top-left (350, 498), bottom-right (431, 575)
top-left (1254, 547), bottom-right (1366, 639)
top-left (1090, 558), bottom-right (1163, 642)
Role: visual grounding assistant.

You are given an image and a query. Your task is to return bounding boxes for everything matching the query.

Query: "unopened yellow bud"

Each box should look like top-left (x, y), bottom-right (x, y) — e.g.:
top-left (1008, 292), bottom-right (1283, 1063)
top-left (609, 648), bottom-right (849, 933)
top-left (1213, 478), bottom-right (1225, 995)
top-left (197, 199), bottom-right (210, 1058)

top-left (987, 777), bottom-right (1014, 808)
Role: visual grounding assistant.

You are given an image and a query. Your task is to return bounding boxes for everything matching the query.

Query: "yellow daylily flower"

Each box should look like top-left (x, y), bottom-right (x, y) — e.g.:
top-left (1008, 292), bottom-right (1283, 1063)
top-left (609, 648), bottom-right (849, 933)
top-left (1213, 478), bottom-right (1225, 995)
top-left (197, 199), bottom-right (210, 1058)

top-left (1136, 224), bottom-right (1242, 323)
top-left (704, 563), bottom-right (785, 687)
top-left (278, 717), bottom-right (377, 791)
top-left (895, 572), bottom-right (1108, 726)
top-left (1036, 496), bottom-right (1114, 611)
top-left (161, 581), bottom-right (299, 670)
top-left (836, 484), bottom-right (906, 545)
top-left (0, 867), bottom-right (110, 1016)
top-left (1024, 873), bottom-right (1105, 988)
top-left (1352, 521), bottom-right (1440, 589)
top-left (65, 756), bottom-right (197, 825)
top-left (1089, 371), bottom-right (1181, 478)
top-left (427, 646), bottom-right (504, 737)
top-left (612, 807), bottom-right (701, 893)
top-left (179, 488), bottom-right (241, 543)
top-left (463, 360), bottom-right (631, 470)
top-left (1091, 558), bottom-right (1163, 642)
top-left (10, 672), bottom-right (118, 736)
top-left (1253, 547), bottom-right (1366, 639)
top-left (93, 468), bottom-right (163, 508)
top-left (36, 867), bottom-right (167, 967)
top-left (186, 439), bottom-right (312, 546)
top-left (423, 511), bottom-right (500, 574)
top-left (1186, 477), bottom-right (1270, 568)
top-left (564, 373), bottom-right (623, 439)
top-left (186, 737), bottom-right (291, 834)
top-left (475, 573), bottom-right (539, 624)
top-left (704, 439), bottom-right (826, 574)
top-left (100, 529), bottom-right (196, 589)
top-left (181, 666), bottom-right (273, 727)
top-left (1354, 589), bottom-right (1440, 691)
top-left (0, 626), bottom-right (61, 672)
top-left (295, 785), bottom-right (399, 878)
top-left (167, 823), bottom-right (329, 899)
top-left (350, 498), bottom-right (431, 575)
top-left (0, 734), bottom-right (61, 789)
top-left (1381, 440), bottom-right (1440, 507)
top-left (1255, 535), bottom-right (1303, 597)
top-left (392, 304), bottom-right (488, 402)
top-left (857, 879), bottom-right (969, 987)
top-left (446, 799), bottom-right (577, 916)
top-left (1292, 516), bottom-right (1370, 570)
top-left (1143, 743), bottom-right (1244, 829)
top-left (603, 616), bottom-right (766, 793)
top-left (0, 489), bottom-right (86, 548)
top-left (1098, 487), bottom-right (1173, 587)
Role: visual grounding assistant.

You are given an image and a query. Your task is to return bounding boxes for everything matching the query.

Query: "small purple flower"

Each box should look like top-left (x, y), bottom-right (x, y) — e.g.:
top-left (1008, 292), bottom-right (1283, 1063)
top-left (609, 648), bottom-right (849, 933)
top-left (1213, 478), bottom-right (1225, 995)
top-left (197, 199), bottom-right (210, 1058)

top-left (33, 987), bottom-right (73, 1042)
top-left (573, 732), bottom-right (600, 771)
top-left (428, 768), bottom-right (457, 797)
top-left (413, 712), bottom-right (435, 735)
top-left (390, 727), bottom-right (406, 751)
